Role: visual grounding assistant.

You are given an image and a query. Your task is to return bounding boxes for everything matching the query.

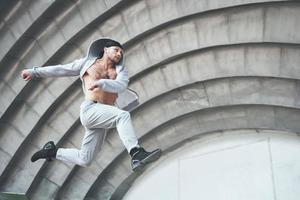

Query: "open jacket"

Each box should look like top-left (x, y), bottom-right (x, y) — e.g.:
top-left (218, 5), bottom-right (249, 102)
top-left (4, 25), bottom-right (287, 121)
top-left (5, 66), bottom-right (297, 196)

top-left (28, 38), bottom-right (139, 111)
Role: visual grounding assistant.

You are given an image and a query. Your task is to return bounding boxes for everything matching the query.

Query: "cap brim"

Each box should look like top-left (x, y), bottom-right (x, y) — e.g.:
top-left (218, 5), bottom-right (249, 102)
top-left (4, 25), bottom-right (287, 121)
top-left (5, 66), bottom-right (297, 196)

top-left (87, 38), bottom-right (113, 59)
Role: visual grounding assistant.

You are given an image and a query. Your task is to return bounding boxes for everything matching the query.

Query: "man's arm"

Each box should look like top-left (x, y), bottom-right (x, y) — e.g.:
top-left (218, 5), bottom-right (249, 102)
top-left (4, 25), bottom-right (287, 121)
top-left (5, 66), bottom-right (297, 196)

top-left (21, 58), bottom-right (85, 81)
top-left (88, 68), bottom-right (129, 93)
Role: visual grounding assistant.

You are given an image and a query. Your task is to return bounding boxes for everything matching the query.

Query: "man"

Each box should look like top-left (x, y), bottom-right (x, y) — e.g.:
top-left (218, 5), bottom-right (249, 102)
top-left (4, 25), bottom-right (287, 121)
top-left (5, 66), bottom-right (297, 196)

top-left (21, 38), bottom-right (161, 172)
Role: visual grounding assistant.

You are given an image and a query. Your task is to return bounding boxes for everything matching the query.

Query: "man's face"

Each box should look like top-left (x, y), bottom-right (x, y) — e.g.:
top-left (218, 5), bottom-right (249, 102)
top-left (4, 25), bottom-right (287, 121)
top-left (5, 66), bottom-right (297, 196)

top-left (104, 46), bottom-right (123, 63)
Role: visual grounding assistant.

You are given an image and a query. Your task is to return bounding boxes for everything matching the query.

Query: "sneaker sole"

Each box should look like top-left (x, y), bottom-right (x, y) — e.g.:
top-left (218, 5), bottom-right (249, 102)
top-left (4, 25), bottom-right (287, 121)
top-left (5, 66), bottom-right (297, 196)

top-left (132, 149), bottom-right (162, 172)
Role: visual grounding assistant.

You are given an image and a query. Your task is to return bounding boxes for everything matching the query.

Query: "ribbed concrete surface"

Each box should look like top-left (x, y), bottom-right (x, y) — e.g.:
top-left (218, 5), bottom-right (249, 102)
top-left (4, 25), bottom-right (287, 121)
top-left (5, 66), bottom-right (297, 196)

top-left (0, 0), bottom-right (299, 199)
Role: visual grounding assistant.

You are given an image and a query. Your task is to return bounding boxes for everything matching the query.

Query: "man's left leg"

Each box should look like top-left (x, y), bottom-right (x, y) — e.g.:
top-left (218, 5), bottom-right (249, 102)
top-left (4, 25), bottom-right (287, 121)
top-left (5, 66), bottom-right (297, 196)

top-left (84, 102), bottom-right (162, 171)
top-left (31, 128), bottom-right (105, 167)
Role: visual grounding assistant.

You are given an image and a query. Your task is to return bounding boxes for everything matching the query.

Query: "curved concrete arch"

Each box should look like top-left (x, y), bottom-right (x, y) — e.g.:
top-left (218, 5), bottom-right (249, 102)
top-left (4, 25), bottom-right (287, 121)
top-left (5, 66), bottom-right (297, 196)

top-left (0, 0), bottom-right (285, 68)
top-left (1, 2), bottom-right (298, 180)
top-left (2, 41), bottom-right (299, 134)
top-left (55, 76), bottom-right (300, 200)
top-left (125, 2), bottom-right (300, 76)
top-left (122, 0), bottom-right (289, 47)
top-left (1, 39), bottom-right (298, 197)
top-left (27, 121), bottom-right (84, 199)
top-left (0, 0), bottom-right (81, 66)
top-left (84, 75), bottom-right (300, 198)
top-left (22, 76), bottom-right (297, 198)
top-left (130, 42), bottom-right (300, 81)
top-left (0, 0), bottom-right (125, 72)
top-left (1, 0), bottom-right (296, 120)
top-left (1, 1), bottom-right (298, 145)
top-left (113, 129), bottom-right (300, 199)
top-left (0, 85), bottom-right (84, 192)
top-left (5, 74), bottom-right (290, 199)
top-left (1, 1), bottom-right (300, 199)
top-left (8, 39), bottom-right (300, 196)
top-left (21, 44), bottom-right (300, 195)
top-left (0, 0), bottom-right (127, 118)
top-left (0, 0), bottom-right (20, 21)
top-left (86, 104), bottom-right (300, 199)
top-left (130, 43), bottom-right (300, 104)
top-left (0, 79), bottom-right (82, 174)
top-left (3, 41), bottom-right (297, 162)
top-left (24, 34), bottom-right (300, 195)
top-left (131, 76), bottom-right (300, 136)
top-left (0, 0), bottom-right (55, 60)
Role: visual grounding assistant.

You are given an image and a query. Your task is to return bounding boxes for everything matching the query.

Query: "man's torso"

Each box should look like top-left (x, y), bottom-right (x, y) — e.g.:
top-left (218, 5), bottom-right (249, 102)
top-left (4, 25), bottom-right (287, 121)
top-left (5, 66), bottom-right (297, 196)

top-left (83, 59), bottom-right (118, 105)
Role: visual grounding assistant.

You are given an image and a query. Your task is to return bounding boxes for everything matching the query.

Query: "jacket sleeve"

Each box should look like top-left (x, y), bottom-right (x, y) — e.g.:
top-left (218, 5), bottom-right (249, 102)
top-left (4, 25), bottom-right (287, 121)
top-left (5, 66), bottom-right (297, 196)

top-left (27, 58), bottom-right (85, 78)
top-left (95, 67), bottom-right (129, 93)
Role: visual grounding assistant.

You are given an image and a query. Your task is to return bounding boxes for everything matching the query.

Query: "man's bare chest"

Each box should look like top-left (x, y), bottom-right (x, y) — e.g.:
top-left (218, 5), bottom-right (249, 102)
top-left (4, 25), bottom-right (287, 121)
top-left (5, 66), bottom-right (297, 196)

top-left (87, 63), bottom-right (108, 80)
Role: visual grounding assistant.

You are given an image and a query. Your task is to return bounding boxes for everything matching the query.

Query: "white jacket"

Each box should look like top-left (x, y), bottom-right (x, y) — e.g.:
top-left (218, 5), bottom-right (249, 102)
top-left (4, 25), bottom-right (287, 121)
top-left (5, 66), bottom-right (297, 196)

top-left (28, 38), bottom-right (139, 111)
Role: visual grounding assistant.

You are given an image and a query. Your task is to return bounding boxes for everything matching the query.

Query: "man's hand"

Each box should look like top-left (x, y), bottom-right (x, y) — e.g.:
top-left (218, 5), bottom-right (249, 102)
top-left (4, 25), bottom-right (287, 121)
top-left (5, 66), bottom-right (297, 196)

top-left (21, 69), bottom-right (32, 81)
top-left (88, 82), bottom-right (98, 91)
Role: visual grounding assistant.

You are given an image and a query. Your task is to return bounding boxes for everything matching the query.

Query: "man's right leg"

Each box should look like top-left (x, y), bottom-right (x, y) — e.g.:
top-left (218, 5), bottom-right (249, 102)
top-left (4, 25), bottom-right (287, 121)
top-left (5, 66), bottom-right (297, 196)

top-left (56, 128), bottom-right (105, 167)
top-left (81, 101), bottom-right (161, 171)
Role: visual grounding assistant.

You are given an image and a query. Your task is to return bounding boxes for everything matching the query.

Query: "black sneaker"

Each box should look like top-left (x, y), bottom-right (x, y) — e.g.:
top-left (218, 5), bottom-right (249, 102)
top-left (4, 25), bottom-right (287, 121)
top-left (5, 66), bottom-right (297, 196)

top-left (130, 147), bottom-right (162, 172)
top-left (31, 141), bottom-right (57, 162)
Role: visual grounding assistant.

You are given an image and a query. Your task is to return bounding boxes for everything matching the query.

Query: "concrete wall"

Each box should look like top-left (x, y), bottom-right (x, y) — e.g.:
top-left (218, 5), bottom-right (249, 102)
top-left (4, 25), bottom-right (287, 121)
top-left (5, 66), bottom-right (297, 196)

top-left (124, 130), bottom-right (300, 200)
top-left (0, 0), bottom-right (299, 199)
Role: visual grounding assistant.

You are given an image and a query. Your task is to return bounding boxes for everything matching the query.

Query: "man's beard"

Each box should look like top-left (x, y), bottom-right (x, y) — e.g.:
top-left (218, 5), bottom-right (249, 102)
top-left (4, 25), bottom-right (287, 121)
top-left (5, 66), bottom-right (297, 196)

top-left (110, 56), bottom-right (120, 64)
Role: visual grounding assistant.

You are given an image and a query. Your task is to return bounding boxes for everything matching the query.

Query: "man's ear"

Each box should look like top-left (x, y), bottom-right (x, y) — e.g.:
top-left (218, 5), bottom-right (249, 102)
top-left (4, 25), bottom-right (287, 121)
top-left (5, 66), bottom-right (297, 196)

top-left (103, 47), bottom-right (108, 53)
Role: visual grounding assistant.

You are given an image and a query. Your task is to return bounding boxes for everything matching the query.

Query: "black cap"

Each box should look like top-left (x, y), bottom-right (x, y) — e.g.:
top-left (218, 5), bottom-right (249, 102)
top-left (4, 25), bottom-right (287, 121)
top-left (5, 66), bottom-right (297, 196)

top-left (104, 40), bottom-right (123, 49)
top-left (87, 38), bottom-right (123, 59)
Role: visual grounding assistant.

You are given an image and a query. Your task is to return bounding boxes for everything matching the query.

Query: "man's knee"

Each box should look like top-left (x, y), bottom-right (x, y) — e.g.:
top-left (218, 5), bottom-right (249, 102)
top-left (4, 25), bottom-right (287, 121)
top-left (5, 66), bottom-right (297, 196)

top-left (78, 151), bottom-right (93, 167)
top-left (79, 159), bottom-right (92, 167)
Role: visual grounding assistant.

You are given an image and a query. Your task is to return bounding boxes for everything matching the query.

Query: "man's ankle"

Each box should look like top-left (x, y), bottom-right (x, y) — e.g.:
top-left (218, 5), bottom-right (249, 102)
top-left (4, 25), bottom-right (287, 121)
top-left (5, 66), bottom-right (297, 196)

top-left (49, 148), bottom-right (57, 158)
top-left (129, 146), bottom-right (140, 157)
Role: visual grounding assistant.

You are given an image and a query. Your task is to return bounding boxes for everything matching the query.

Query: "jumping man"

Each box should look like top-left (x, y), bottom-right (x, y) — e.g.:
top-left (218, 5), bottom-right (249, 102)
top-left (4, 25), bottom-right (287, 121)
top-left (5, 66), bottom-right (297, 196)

top-left (21, 38), bottom-right (161, 171)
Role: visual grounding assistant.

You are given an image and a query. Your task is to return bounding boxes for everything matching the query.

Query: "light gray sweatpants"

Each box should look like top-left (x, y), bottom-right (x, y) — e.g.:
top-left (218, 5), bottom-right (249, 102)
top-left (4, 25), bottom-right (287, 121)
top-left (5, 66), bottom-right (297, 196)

top-left (56, 100), bottom-right (139, 167)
